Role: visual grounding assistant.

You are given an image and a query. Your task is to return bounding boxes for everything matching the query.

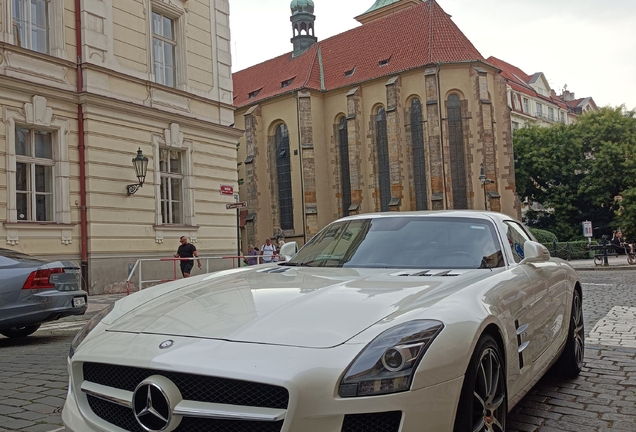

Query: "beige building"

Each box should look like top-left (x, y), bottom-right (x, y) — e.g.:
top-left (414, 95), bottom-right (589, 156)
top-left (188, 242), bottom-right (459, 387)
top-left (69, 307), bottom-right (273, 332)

top-left (233, 0), bottom-right (519, 250)
top-left (487, 57), bottom-right (597, 132)
top-left (0, 0), bottom-right (242, 293)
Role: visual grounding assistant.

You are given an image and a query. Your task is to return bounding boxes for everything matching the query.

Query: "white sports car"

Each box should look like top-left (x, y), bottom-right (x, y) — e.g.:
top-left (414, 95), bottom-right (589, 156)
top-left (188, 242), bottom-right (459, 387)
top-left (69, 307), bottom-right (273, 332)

top-left (63, 211), bottom-right (584, 432)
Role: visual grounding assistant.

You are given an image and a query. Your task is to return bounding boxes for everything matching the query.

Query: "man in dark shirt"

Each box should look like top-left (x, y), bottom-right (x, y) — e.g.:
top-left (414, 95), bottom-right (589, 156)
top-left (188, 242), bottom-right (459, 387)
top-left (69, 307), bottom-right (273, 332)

top-left (174, 236), bottom-right (201, 277)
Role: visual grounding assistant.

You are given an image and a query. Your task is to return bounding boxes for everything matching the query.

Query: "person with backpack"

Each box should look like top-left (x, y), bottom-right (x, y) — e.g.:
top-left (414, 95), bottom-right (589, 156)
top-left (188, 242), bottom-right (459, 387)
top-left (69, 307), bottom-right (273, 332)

top-left (260, 238), bottom-right (276, 263)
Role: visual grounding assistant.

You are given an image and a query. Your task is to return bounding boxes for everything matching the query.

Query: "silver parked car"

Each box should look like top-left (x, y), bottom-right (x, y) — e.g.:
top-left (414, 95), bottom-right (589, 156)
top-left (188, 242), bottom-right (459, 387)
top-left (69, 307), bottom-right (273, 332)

top-left (0, 248), bottom-right (88, 338)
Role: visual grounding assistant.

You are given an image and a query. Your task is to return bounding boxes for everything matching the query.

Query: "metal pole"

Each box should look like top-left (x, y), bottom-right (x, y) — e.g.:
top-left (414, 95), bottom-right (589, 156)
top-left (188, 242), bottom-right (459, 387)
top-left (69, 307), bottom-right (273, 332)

top-left (483, 184), bottom-right (488, 210)
top-left (235, 194), bottom-right (240, 268)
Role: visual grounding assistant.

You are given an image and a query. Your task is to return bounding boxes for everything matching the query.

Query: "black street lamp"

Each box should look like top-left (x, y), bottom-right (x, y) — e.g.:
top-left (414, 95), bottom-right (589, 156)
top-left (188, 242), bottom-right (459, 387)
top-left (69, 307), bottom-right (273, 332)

top-left (479, 164), bottom-right (494, 210)
top-left (126, 148), bottom-right (149, 196)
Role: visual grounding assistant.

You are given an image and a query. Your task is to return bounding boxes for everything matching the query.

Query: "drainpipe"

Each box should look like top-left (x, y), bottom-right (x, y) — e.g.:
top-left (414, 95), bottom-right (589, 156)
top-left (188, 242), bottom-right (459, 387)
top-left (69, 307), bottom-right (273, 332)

top-left (293, 91), bottom-right (307, 244)
top-left (75, 0), bottom-right (88, 291)
top-left (436, 62), bottom-right (448, 209)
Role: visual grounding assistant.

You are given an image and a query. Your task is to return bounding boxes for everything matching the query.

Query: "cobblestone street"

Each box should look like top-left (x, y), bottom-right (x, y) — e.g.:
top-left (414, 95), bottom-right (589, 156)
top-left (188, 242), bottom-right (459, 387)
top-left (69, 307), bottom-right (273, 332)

top-left (0, 270), bottom-right (634, 432)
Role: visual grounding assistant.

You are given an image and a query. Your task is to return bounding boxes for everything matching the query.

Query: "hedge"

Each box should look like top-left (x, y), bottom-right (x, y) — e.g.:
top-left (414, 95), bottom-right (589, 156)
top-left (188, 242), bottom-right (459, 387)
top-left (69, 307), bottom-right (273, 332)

top-left (540, 240), bottom-right (593, 260)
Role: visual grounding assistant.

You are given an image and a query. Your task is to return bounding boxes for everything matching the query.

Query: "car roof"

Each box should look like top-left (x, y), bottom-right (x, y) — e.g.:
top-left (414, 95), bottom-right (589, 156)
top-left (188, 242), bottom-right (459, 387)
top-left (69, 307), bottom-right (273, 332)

top-left (0, 248), bottom-right (35, 260)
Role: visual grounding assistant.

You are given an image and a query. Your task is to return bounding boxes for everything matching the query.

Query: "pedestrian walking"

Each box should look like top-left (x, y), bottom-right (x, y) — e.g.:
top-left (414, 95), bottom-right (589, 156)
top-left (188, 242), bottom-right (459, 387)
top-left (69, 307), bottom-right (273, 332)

top-left (246, 244), bottom-right (258, 266)
top-left (260, 238), bottom-right (276, 263)
top-left (174, 236), bottom-right (201, 277)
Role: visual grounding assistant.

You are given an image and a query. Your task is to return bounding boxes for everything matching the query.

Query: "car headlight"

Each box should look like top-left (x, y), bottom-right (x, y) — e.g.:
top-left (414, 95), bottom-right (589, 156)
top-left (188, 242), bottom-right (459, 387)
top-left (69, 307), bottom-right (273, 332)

top-left (338, 320), bottom-right (443, 398)
top-left (69, 304), bottom-right (114, 359)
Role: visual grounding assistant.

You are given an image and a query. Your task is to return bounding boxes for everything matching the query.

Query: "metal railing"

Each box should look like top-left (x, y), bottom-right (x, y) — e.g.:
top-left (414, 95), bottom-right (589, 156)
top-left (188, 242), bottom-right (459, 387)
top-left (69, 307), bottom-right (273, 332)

top-left (124, 255), bottom-right (280, 294)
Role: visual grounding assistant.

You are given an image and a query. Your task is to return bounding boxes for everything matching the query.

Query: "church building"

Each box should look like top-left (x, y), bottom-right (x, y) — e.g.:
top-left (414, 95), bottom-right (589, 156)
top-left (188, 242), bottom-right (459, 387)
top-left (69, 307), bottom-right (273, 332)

top-left (233, 0), bottom-right (518, 247)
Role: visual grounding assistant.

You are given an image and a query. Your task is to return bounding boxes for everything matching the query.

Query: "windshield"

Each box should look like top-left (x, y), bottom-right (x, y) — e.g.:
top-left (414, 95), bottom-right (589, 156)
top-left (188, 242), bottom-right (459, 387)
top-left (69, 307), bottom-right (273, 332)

top-left (287, 216), bottom-right (504, 269)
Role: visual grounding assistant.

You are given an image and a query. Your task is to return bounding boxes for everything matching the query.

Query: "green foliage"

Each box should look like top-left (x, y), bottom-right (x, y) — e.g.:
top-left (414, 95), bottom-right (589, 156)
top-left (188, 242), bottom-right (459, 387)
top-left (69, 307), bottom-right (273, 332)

top-left (528, 227), bottom-right (557, 243)
top-left (515, 107), bottom-right (636, 241)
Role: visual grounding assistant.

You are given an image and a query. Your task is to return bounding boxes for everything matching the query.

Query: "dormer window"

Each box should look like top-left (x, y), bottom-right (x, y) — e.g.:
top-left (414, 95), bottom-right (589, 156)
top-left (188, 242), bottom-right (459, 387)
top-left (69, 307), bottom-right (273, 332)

top-left (344, 67), bottom-right (356, 77)
top-left (281, 78), bottom-right (295, 88)
top-left (248, 89), bottom-right (261, 99)
top-left (378, 57), bottom-right (391, 67)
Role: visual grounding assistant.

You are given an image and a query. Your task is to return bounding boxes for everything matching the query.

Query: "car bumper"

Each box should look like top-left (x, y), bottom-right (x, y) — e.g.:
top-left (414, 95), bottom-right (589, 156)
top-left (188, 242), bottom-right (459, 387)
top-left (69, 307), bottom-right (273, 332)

top-left (63, 332), bottom-right (464, 432)
top-left (0, 289), bottom-right (88, 330)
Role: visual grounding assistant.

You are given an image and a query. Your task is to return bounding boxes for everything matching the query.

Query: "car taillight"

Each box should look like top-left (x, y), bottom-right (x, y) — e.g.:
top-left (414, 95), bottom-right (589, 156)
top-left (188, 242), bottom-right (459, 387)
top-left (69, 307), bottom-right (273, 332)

top-left (22, 268), bottom-right (64, 289)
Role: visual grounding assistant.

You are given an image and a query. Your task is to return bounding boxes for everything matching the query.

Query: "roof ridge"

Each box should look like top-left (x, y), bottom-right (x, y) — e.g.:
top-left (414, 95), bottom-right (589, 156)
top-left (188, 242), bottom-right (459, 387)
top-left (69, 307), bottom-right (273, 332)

top-left (301, 44), bottom-right (320, 88)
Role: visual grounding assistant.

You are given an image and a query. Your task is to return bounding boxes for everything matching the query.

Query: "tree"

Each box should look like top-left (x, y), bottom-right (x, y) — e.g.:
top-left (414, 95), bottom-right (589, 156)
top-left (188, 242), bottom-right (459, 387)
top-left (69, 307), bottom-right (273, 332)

top-left (514, 107), bottom-right (636, 240)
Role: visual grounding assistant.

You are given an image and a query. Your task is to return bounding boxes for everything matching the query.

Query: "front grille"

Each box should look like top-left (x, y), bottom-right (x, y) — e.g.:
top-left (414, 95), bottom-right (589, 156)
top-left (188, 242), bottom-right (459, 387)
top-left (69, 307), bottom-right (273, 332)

top-left (341, 411), bottom-right (402, 432)
top-left (83, 362), bottom-right (289, 409)
top-left (87, 395), bottom-right (284, 432)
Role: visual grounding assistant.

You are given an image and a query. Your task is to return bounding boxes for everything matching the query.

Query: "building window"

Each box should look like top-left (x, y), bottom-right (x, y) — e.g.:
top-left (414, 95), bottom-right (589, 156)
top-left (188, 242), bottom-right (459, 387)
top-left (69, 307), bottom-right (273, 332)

top-left (523, 98), bottom-right (529, 113)
top-left (410, 98), bottom-right (427, 210)
top-left (338, 117), bottom-right (351, 217)
top-left (536, 103), bottom-right (543, 118)
top-left (447, 94), bottom-right (467, 209)
top-left (560, 111), bottom-right (565, 123)
top-left (548, 107), bottom-right (555, 121)
top-left (375, 107), bottom-right (390, 212)
top-left (14, 127), bottom-right (53, 221)
top-left (512, 121), bottom-right (520, 131)
top-left (160, 148), bottom-right (183, 224)
top-left (12, 0), bottom-right (49, 54)
top-left (275, 124), bottom-right (293, 230)
top-left (152, 11), bottom-right (176, 88)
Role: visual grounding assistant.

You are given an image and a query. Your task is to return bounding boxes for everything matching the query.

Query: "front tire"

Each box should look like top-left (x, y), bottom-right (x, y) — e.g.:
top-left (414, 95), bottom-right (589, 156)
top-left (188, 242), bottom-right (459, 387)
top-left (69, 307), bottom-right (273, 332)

top-left (454, 334), bottom-right (507, 432)
top-left (0, 324), bottom-right (41, 338)
top-left (556, 288), bottom-right (584, 377)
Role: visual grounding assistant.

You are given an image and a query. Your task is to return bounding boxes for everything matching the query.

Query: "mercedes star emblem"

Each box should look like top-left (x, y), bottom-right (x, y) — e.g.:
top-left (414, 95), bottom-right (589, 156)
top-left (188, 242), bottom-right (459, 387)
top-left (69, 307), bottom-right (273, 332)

top-left (159, 340), bottom-right (174, 349)
top-left (133, 382), bottom-right (172, 431)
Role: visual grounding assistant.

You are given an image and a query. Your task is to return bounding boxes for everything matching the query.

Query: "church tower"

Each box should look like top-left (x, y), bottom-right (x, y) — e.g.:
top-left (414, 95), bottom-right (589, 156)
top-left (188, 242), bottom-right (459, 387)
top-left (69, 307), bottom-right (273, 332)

top-left (290, 0), bottom-right (317, 57)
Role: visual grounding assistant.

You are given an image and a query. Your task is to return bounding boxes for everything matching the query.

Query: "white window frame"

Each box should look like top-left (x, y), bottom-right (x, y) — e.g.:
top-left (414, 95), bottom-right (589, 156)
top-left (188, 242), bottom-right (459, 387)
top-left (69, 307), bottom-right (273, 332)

top-left (159, 148), bottom-right (184, 224)
top-left (2, 0), bottom-right (66, 58)
top-left (536, 102), bottom-right (543, 118)
top-left (522, 98), bottom-right (529, 113)
top-left (547, 107), bottom-right (555, 121)
top-left (152, 123), bottom-right (195, 228)
top-left (14, 128), bottom-right (55, 221)
top-left (147, 1), bottom-right (188, 91)
top-left (3, 97), bottom-right (71, 226)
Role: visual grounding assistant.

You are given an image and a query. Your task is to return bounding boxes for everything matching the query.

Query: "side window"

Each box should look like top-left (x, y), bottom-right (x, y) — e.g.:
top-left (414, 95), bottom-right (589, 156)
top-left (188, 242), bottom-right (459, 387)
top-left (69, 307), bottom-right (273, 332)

top-left (504, 221), bottom-right (532, 263)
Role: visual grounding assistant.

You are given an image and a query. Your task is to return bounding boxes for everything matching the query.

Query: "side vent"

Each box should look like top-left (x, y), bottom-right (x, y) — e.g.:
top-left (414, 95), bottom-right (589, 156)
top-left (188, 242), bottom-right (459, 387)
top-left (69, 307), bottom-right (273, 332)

top-left (515, 320), bottom-right (530, 369)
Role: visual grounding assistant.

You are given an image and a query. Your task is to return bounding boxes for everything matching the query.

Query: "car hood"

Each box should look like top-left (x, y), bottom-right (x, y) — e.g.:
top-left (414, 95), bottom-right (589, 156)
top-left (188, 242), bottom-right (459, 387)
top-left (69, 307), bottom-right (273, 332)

top-left (107, 266), bottom-right (487, 348)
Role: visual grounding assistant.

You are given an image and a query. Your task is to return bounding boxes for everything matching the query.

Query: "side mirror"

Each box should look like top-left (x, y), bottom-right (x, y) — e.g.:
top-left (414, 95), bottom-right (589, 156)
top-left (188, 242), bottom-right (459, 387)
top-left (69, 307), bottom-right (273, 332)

top-left (279, 241), bottom-right (298, 261)
top-left (519, 241), bottom-right (551, 265)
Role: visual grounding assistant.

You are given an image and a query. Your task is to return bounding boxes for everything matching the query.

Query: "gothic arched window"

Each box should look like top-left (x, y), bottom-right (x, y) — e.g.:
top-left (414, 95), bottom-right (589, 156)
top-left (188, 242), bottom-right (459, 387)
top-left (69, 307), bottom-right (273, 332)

top-left (447, 94), bottom-right (467, 209)
top-left (338, 117), bottom-right (351, 216)
top-left (275, 123), bottom-right (293, 230)
top-left (410, 98), bottom-right (427, 210)
top-left (376, 107), bottom-right (390, 212)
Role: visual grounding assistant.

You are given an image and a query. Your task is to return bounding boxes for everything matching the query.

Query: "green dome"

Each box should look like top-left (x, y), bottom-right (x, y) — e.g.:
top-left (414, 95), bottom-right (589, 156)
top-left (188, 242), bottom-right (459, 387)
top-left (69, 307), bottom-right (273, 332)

top-left (291, 0), bottom-right (314, 13)
top-left (363, 0), bottom-right (401, 14)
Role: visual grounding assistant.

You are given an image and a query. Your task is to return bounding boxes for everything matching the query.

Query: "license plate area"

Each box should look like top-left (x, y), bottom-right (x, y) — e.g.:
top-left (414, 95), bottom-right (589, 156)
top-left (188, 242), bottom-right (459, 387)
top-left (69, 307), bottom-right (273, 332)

top-left (73, 296), bottom-right (86, 308)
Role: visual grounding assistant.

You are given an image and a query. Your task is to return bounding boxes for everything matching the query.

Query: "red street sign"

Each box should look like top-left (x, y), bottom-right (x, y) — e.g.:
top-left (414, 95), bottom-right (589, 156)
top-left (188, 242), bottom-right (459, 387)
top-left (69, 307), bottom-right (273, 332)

top-left (226, 202), bottom-right (247, 210)
top-left (220, 185), bottom-right (234, 195)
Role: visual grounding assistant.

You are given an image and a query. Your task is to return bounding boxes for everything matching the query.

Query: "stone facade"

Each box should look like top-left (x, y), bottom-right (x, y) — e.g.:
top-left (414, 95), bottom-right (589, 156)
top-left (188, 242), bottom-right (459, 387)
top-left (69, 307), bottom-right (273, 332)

top-left (235, 64), bottom-right (520, 250)
top-left (0, 0), bottom-right (242, 292)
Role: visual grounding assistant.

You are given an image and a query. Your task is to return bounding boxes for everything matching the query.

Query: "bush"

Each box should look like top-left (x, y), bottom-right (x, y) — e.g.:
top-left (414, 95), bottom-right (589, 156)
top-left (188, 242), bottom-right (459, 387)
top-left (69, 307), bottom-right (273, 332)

top-left (529, 227), bottom-right (557, 243)
top-left (541, 240), bottom-right (592, 260)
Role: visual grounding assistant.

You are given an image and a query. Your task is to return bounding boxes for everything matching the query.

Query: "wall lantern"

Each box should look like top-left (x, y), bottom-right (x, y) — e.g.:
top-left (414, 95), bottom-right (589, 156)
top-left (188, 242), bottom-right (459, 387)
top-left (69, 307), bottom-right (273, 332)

top-left (479, 164), bottom-right (494, 210)
top-left (126, 148), bottom-right (149, 196)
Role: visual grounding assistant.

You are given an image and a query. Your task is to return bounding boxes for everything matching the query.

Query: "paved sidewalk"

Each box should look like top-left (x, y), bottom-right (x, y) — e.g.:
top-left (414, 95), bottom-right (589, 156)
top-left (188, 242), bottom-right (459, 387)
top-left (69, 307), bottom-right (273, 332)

top-left (568, 255), bottom-right (636, 271)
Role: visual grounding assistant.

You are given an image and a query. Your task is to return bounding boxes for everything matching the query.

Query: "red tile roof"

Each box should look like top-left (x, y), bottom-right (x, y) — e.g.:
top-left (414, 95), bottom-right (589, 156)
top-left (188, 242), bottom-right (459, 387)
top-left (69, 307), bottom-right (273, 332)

top-left (233, 0), bottom-right (485, 108)
top-left (487, 56), bottom-right (568, 111)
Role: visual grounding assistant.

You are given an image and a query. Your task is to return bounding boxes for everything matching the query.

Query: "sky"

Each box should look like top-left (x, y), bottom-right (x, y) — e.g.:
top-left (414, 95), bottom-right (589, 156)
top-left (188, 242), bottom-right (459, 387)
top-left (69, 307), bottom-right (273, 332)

top-left (229, 0), bottom-right (636, 110)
